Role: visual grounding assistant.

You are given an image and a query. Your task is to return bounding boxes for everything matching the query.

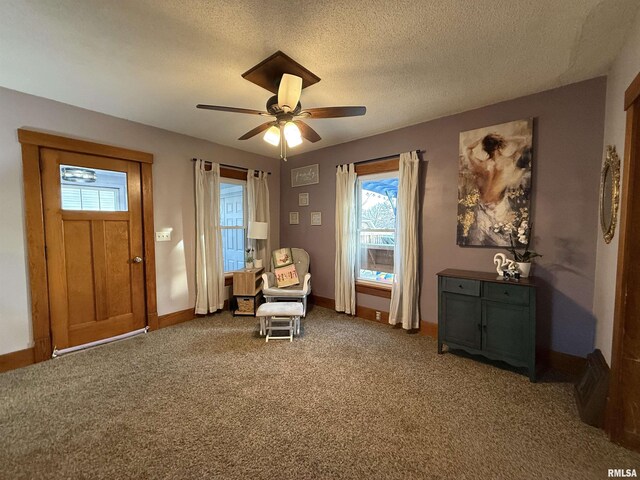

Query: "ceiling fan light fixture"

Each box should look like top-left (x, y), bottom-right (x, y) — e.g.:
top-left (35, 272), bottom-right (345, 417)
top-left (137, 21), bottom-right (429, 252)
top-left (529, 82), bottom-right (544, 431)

top-left (284, 121), bottom-right (302, 147)
top-left (263, 125), bottom-right (281, 146)
top-left (277, 74), bottom-right (303, 113)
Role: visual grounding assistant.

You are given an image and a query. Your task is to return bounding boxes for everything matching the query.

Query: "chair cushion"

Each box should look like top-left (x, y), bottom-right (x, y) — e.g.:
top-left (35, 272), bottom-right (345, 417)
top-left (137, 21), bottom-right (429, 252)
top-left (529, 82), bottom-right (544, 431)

top-left (263, 283), bottom-right (310, 297)
top-left (257, 302), bottom-right (304, 317)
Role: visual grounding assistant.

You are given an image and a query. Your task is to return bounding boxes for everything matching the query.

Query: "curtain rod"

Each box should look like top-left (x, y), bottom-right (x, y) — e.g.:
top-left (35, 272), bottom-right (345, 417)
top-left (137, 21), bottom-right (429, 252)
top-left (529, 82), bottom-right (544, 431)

top-left (335, 150), bottom-right (424, 168)
top-left (191, 158), bottom-right (271, 175)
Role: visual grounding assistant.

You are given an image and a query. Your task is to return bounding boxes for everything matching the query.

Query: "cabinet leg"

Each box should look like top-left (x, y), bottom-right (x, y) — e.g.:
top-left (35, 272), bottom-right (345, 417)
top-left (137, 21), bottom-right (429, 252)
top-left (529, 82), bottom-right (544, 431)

top-left (529, 363), bottom-right (537, 383)
top-left (437, 342), bottom-right (443, 354)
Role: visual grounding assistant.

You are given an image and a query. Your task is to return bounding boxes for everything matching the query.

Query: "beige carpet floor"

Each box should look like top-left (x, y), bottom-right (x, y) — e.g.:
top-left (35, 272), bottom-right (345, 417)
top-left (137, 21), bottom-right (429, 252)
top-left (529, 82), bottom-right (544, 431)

top-left (0, 306), bottom-right (638, 480)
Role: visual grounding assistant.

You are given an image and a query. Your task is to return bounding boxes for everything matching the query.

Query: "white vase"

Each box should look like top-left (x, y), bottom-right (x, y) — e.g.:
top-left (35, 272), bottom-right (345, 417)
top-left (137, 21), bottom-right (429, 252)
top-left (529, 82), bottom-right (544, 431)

top-left (517, 262), bottom-right (532, 278)
top-left (246, 261), bottom-right (254, 269)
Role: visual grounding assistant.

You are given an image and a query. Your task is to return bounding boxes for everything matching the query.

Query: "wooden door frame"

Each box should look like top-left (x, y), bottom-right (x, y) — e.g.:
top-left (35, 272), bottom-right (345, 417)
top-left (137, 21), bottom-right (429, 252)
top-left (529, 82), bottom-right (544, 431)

top-left (606, 71), bottom-right (640, 451)
top-left (18, 129), bottom-right (158, 363)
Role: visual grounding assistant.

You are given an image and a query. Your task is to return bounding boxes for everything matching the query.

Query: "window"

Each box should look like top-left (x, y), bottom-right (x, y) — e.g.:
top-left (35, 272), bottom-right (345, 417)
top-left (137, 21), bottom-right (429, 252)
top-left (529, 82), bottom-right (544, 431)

top-left (60, 165), bottom-right (128, 211)
top-left (220, 179), bottom-right (246, 272)
top-left (357, 171), bottom-right (398, 285)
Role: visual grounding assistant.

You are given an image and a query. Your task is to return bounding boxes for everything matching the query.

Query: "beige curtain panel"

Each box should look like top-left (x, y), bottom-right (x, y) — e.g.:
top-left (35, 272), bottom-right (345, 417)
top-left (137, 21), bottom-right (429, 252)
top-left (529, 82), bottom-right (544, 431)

top-left (335, 163), bottom-right (358, 314)
top-left (247, 169), bottom-right (271, 267)
top-left (389, 151), bottom-right (421, 329)
top-left (195, 160), bottom-right (225, 314)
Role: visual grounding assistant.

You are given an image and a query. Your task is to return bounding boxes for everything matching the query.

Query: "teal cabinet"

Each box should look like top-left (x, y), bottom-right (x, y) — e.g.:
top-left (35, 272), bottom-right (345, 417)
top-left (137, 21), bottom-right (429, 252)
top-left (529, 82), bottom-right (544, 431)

top-left (441, 293), bottom-right (481, 350)
top-left (437, 269), bottom-right (537, 382)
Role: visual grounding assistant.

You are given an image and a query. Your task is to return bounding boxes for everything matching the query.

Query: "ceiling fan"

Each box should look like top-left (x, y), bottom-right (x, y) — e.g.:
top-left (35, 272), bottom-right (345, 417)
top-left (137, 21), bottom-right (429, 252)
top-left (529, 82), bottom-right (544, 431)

top-left (196, 51), bottom-right (366, 160)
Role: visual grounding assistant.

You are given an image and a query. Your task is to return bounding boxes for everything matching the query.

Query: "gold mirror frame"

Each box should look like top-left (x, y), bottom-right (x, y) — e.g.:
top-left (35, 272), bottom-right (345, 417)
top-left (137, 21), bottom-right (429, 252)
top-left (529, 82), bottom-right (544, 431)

top-left (600, 145), bottom-right (621, 244)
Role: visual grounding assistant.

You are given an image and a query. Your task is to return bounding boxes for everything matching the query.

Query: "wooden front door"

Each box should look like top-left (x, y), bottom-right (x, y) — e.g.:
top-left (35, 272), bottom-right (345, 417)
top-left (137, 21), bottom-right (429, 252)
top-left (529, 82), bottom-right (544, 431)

top-left (41, 148), bottom-right (146, 350)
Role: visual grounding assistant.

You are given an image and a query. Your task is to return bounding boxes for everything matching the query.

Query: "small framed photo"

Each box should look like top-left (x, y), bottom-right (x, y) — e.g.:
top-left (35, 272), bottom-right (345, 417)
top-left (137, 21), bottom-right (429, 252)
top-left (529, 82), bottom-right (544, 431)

top-left (298, 193), bottom-right (309, 206)
top-left (289, 212), bottom-right (299, 225)
top-left (310, 211), bottom-right (322, 226)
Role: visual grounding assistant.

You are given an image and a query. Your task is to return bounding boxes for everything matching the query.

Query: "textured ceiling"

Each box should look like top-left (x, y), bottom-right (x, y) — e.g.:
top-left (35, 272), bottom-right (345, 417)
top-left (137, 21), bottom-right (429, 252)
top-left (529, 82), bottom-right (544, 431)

top-left (1, 0), bottom-right (638, 158)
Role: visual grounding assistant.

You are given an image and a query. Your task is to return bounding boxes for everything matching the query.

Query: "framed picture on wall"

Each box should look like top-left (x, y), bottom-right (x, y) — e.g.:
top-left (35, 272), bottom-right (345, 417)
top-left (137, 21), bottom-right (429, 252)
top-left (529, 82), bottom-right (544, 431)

top-left (298, 193), bottom-right (309, 206)
top-left (291, 164), bottom-right (319, 187)
top-left (289, 212), bottom-right (299, 225)
top-left (457, 118), bottom-right (533, 246)
top-left (311, 211), bottom-right (322, 226)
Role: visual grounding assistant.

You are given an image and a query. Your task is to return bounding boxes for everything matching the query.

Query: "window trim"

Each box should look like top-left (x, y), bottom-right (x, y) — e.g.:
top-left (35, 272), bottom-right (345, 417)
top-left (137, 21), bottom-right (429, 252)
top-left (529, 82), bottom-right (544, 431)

top-left (355, 280), bottom-right (392, 298)
top-left (354, 157), bottom-right (399, 175)
top-left (220, 166), bottom-right (248, 181)
top-left (356, 167), bottom-right (399, 286)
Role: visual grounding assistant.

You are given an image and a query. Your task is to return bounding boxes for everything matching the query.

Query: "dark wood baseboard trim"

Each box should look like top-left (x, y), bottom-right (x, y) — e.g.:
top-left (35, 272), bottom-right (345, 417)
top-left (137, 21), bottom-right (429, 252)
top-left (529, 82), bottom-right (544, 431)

top-left (538, 348), bottom-right (587, 378)
top-left (158, 300), bottom-right (232, 329)
top-left (0, 347), bottom-right (35, 373)
top-left (356, 304), bottom-right (389, 323)
top-left (158, 308), bottom-right (197, 329)
top-left (310, 294), bottom-right (335, 309)
top-left (355, 282), bottom-right (392, 299)
top-left (420, 321), bottom-right (438, 338)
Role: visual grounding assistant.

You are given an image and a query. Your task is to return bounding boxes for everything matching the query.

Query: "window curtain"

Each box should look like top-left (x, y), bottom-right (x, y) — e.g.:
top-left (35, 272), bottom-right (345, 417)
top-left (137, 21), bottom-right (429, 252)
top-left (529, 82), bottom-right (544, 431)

top-left (335, 163), bottom-right (358, 314)
top-left (195, 160), bottom-right (225, 314)
top-left (247, 169), bottom-right (271, 267)
top-left (389, 151), bottom-right (421, 329)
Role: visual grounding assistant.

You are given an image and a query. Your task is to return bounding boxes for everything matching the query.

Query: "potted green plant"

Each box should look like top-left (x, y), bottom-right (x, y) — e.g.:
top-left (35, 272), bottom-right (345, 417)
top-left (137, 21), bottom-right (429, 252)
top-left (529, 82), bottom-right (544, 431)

top-left (245, 248), bottom-right (254, 269)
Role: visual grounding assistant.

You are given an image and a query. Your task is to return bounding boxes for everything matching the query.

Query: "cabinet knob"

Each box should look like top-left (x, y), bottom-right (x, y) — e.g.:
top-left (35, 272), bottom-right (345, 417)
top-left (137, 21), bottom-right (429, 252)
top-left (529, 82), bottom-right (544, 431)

top-left (458, 284), bottom-right (463, 289)
top-left (503, 291), bottom-right (509, 296)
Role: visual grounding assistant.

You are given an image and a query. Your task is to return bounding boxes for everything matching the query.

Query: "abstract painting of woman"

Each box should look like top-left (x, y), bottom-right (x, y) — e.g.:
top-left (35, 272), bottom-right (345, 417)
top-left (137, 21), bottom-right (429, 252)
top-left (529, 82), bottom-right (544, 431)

top-left (457, 119), bottom-right (533, 246)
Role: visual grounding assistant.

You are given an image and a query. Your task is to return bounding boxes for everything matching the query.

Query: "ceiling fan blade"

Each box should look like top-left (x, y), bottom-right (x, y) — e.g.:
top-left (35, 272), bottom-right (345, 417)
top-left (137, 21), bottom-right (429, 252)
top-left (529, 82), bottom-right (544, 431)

top-left (277, 74), bottom-right (303, 113)
top-left (238, 122), bottom-right (275, 140)
top-left (197, 104), bottom-right (270, 116)
top-left (302, 106), bottom-right (367, 118)
top-left (294, 120), bottom-right (321, 143)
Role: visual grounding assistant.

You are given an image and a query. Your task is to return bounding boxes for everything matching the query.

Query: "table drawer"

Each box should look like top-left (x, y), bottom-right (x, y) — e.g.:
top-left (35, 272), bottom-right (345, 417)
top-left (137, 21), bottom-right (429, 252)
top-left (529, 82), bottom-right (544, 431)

top-left (441, 277), bottom-right (480, 296)
top-left (484, 282), bottom-right (530, 305)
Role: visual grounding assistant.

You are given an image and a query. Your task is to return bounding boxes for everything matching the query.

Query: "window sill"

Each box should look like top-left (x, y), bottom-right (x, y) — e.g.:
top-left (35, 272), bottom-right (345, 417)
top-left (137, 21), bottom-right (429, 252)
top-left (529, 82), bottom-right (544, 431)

top-left (356, 281), bottom-right (392, 299)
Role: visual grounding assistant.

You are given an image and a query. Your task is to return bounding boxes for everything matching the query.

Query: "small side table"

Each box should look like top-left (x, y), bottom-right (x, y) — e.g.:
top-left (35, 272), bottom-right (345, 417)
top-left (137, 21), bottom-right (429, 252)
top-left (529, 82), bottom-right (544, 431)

top-left (232, 267), bottom-right (264, 317)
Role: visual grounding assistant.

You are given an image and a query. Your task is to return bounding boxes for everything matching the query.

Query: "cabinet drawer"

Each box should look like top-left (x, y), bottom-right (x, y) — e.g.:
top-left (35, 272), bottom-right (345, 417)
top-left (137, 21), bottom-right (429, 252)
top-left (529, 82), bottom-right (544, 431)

top-left (442, 277), bottom-right (480, 296)
top-left (484, 282), bottom-right (530, 305)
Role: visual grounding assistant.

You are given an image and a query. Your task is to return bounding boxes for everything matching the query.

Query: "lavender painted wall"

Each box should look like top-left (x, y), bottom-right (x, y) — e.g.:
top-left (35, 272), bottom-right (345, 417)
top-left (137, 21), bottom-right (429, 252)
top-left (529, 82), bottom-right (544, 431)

top-left (280, 77), bottom-right (607, 357)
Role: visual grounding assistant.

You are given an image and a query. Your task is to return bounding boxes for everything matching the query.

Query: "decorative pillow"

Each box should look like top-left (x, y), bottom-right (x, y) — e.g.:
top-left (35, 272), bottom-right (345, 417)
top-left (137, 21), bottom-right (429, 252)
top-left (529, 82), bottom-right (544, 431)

top-left (272, 248), bottom-right (294, 268)
top-left (274, 263), bottom-right (300, 288)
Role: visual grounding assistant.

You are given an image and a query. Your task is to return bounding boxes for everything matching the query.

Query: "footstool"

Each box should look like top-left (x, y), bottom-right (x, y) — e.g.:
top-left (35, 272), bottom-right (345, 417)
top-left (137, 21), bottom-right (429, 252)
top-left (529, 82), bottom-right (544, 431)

top-left (256, 302), bottom-right (303, 342)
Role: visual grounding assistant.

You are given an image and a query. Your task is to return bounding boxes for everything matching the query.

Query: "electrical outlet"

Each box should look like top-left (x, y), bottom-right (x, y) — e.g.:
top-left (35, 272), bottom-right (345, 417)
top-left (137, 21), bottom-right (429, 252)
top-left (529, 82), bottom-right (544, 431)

top-left (155, 231), bottom-right (171, 242)
top-left (375, 311), bottom-right (381, 321)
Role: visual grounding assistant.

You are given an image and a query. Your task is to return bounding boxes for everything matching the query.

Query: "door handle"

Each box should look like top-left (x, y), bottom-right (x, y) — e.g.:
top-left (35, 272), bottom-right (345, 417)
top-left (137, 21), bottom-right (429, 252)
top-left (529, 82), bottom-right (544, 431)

top-left (132, 256), bottom-right (143, 263)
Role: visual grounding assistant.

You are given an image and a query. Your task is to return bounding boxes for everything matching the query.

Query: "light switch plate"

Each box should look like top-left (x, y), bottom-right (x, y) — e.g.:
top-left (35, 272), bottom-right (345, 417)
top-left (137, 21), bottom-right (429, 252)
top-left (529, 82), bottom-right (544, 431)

top-left (156, 231), bottom-right (171, 242)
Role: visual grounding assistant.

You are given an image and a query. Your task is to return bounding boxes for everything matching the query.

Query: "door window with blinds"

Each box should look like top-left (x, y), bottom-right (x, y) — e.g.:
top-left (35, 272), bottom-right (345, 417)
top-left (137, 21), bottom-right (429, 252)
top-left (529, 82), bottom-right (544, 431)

top-left (357, 172), bottom-right (398, 284)
top-left (220, 180), bottom-right (247, 272)
top-left (60, 165), bottom-right (128, 211)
